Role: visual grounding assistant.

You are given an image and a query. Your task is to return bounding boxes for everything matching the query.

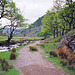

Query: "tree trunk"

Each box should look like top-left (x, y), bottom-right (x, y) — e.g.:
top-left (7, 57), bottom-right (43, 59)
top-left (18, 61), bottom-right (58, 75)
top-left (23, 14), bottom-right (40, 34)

top-left (7, 32), bottom-right (13, 44)
top-left (65, 29), bottom-right (68, 34)
top-left (7, 37), bottom-right (12, 44)
top-left (73, 24), bottom-right (75, 30)
top-left (69, 23), bottom-right (71, 31)
top-left (44, 33), bottom-right (47, 39)
top-left (53, 29), bottom-right (55, 38)
top-left (56, 29), bottom-right (58, 37)
top-left (62, 28), bottom-right (64, 36)
top-left (59, 30), bottom-right (61, 36)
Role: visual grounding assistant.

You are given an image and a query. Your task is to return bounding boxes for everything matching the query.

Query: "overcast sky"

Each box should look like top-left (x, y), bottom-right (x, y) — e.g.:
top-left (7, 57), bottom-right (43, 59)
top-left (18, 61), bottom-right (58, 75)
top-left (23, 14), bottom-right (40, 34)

top-left (0, 0), bottom-right (54, 25)
top-left (0, 0), bottom-right (75, 25)
top-left (13, 0), bottom-right (54, 24)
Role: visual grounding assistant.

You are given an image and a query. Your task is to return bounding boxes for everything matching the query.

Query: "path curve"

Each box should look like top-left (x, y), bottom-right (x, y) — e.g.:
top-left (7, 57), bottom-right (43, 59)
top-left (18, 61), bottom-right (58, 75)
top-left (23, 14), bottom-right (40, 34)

top-left (13, 41), bottom-right (65, 75)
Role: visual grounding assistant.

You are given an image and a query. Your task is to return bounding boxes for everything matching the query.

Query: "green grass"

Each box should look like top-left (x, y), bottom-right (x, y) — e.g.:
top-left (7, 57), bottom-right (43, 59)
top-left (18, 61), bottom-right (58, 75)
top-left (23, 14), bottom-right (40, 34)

top-left (0, 36), bottom-right (42, 42)
top-left (39, 37), bottom-right (75, 75)
top-left (0, 50), bottom-right (19, 60)
top-left (0, 36), bottom-right (7, 41)
top-left (0, 43), bottom-right (30, 75)
top-left (0, 68), bottom-right (19, 75)
top-left (0, 51), bottom-right (19, 75)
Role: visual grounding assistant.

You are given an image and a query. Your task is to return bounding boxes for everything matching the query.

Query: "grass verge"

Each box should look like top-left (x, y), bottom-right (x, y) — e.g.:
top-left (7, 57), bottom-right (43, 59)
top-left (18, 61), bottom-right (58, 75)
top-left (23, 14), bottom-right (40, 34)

top-left (0, 68), bottom-right (19, 75)
top-left (0, 36), bottom-right (43, 42)
top-left (39, 37), bottom-right (75, 75)
top-left (0, 43), bottom-right (31, 75)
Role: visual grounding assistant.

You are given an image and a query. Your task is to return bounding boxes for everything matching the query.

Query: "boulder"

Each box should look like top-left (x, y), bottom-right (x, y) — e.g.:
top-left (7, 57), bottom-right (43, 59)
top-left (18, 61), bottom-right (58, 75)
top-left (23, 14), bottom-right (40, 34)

top-left (58, 33), bottom-right (75, 52)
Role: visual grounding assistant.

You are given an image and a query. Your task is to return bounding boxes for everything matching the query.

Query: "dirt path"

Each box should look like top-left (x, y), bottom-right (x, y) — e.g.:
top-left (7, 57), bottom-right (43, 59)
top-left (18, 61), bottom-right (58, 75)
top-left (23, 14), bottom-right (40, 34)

top-left (13, 41), bottom-right (65, 75)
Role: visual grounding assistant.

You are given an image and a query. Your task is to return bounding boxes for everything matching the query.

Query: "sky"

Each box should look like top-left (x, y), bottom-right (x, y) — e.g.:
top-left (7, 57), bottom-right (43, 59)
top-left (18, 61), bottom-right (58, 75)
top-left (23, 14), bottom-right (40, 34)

top-left (0, 0), bottom-right (54, 25)
top-left (13, 0), bottom-right (54, 24)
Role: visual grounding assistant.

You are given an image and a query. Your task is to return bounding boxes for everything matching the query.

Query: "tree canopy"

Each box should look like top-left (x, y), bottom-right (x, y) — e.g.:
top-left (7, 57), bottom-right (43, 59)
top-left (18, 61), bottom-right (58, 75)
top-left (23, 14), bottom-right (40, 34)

top-left (41, 0), bottom-right (75, 38)
top-left (0, 0), bottom-right (27, 43)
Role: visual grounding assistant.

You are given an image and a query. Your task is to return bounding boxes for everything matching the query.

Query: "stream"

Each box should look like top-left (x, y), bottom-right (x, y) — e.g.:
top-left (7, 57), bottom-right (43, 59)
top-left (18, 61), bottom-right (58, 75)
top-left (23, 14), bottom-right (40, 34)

top-left (0, 41), bottom-right (30, 52)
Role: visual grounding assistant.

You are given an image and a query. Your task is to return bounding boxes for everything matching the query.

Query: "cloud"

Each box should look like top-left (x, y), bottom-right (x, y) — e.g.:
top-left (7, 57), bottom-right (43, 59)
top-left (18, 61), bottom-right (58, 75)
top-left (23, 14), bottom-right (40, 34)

top-left (13, 0), bottom-right (53, 24)
top-left (0, 18), bottom-right (11, 26)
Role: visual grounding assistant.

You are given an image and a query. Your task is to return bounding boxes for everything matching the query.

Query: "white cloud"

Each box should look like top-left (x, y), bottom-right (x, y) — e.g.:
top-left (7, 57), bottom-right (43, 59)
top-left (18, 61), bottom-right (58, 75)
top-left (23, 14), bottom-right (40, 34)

top-left (13, 0), bottom-right (54, 24)
top-left (0, 18), bottom-right (11, 26)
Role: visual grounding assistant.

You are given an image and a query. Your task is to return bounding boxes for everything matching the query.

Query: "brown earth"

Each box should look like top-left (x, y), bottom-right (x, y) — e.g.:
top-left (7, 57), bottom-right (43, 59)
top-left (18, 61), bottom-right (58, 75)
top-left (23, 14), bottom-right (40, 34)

top-left (13, 41), bottom-right (65, 75)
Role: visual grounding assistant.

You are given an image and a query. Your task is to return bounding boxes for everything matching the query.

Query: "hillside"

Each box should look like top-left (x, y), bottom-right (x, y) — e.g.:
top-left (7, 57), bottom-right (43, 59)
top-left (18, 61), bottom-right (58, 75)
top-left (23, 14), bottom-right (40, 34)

top-left (31, 16), bottom-right (44, 27)
top-left (16, 16), bottom-right (44, 37)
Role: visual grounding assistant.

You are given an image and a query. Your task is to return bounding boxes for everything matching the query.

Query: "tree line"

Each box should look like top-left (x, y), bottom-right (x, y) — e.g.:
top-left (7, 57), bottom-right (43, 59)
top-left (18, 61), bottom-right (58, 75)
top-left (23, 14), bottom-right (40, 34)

top-left (41, 0), bottom-right (75, 38)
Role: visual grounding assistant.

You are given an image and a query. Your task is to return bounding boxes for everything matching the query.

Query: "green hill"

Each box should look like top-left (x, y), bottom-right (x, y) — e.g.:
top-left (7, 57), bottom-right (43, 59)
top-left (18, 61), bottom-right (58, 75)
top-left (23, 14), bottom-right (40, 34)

top-left (16, 16), bottom-right (44, 37)
top-left (31, 16), bottom-right (44, 27)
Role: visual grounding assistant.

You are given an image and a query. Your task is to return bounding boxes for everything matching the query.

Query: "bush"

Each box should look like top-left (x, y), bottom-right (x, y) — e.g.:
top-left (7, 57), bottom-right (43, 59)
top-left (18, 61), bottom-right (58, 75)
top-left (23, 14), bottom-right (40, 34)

top-left (12, 48), bottom-right (16, 52)
top-left (29, 46), bottom-right (38, 51)
top-left (0, 58), bottom-right (13, 71)
top-left (58, 46), bottom-right (70, 59)
top-left (41, 44), bottom-right (45, 47)
top-left (10, 52), bottom-right (16, 60)
top-left (68, 54), bottom-right (75, 65)
top-left (36, 44), bottom-right (41, 46)
top-left (9, 65), bottom-right (14, 69)
top-left (53, 50), bottom-right (58, 57)
top-left (0, 57), bottom-right (2, 62)
top-left (68, 65), bottom-right (75, 71)
top-left (60, 59), bottom-right (67, 66)
top-left (58, 45), bottom-right (75, 70)
top-left (49, 50), bottom-right (58, 57)
top-left (53, 43), bottom-right (56, 46)
top-left (1, 59), bottom-right (9, 71)
top-left (2, 59), bottom-right (6, 63)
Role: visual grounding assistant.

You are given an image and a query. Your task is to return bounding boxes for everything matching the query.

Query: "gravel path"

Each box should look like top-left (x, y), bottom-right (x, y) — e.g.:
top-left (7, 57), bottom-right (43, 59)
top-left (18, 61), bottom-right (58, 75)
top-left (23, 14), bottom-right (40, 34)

top-left (13, 41), bottom-right (65, 75)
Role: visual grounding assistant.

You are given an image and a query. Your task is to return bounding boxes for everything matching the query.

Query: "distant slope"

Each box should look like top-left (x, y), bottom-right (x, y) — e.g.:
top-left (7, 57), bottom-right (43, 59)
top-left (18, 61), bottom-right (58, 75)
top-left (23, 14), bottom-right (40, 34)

top-left (31, 16), bottom-right (44, 27)
top-left (16, 16), bottom-right (44, 37)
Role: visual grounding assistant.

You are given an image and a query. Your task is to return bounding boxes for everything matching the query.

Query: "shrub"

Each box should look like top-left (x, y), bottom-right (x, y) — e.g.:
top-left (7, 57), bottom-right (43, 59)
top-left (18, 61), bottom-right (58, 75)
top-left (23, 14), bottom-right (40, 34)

top-left (9, 65), bottom-right (14, 69)
top-left (12, 48), bottom-right (16, 52)
top-left (10, 52), bottom-right (16, 60)
top-left (53, 43), bottom-right (56, 46)
top-left (44, 41), bottom-right (49, 43)
top-left (5, 61), bottom-right (9, 71)
top-left (1, 59), bottom-right (9, 71)
top-left (60, 59), bottom-right (67, 66)
top-left (58, 46), bottom-right (70, 59)
top-left (53, 50), bottom-right (58, 57)
top-left (0, 57), bottom-right (2, 62)
top-left (68, 65), bottom-right (75, 71)
top-left (41, 44), bottom-right (45, 47)
top-left (36, 44), bottom-right (41, 46)
top-left (49, 51), bottom-right (54, 56)
top-left (49, 50), bottom-right (58, 57)
top-left (58, 45), bottom-right (75, 70)
top-left (1, 59), bottom-right (6, 71)
top-left (29, 46), bottom-right (38, 51)
top-left (2, 59), bottom-right (6, 63)
top-left (68, 54), bottom-right (75, 65)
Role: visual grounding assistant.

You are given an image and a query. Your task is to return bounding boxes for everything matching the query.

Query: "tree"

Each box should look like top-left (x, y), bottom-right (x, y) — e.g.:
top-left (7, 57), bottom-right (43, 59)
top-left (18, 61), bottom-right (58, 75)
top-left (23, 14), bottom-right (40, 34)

top-left (61, 1), bottom-right (75, 31)
top-left (42, 11), bottom-right (56, 38)
top-left (41, 0), bottom-right (75, 39)
top-left (0, 0), bottom-right (11, 19)
top-left (37, 31), bottom-right (52, 39)
top-left (0, 0), bottom-right (27, 43)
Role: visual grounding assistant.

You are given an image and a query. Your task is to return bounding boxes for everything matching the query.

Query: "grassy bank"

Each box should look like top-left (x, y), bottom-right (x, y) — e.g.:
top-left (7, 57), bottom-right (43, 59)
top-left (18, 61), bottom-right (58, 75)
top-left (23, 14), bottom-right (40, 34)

top-left (0, 68), bottom-right (19, 75)
top-left (0, 43), bottom-right (30, 75)
top-left (39, 37), bottom-right (75, 75)
top-left (0, 36), bottom-right (43, 42)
